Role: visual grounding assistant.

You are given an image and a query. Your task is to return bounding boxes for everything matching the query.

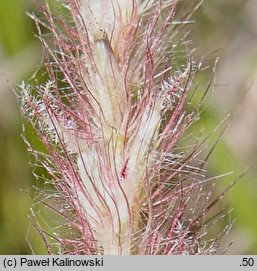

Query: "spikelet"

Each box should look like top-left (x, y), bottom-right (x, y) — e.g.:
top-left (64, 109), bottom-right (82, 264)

top-left (18, 0), bottom-right (230, 254)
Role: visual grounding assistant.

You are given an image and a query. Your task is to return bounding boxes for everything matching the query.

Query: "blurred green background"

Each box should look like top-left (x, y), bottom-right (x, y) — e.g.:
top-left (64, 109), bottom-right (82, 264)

top-left (0, 0), bottom-right (256, 254)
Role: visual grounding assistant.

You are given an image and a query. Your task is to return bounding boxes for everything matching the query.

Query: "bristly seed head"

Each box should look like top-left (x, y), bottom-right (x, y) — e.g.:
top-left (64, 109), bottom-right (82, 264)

top-left (18, 0), bottom-right (231, 255)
